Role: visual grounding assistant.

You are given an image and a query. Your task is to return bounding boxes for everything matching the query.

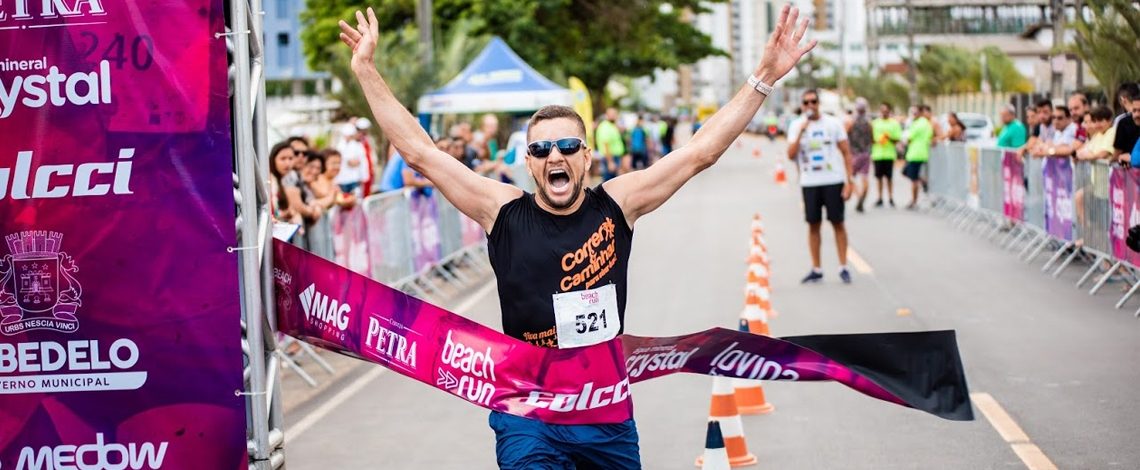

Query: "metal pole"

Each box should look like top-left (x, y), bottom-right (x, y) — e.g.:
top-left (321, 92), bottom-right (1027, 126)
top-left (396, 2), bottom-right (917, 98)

top-left (1049, 0), bottom-right (1064, 99)
top-left (229, 0), bottom-right (271, 468)
top-left (906, 0), bottom-right (919, 105)
top-left (867, 0), bottom-right (879, 75)
top-left (415, 0), bottom-right (434, 67)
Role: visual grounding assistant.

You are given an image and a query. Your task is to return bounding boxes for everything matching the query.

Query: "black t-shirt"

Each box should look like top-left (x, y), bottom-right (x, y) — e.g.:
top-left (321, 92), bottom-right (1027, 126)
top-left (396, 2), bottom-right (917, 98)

top-left (487, 186), bottom-right (633, 348)
top-left (1114, 116), bottom-right (1140, 155)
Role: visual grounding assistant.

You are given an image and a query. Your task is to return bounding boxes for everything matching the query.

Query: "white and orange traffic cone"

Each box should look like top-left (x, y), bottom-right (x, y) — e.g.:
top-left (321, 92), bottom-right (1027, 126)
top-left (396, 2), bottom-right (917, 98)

top-left (745, 251), bottom-right (777, 320)
top-left (698, 421), bottom-right (731, 470)
top-left (740, 290), bottom-right (770, 336)
top-left (696, 377), bottom-right (758, 468)
top-left (750, 214), bottom-right (764, 236)
top-left (774, 162), bottom-right (787, 185)
top-left (752, 147), bottom-right (761, 158)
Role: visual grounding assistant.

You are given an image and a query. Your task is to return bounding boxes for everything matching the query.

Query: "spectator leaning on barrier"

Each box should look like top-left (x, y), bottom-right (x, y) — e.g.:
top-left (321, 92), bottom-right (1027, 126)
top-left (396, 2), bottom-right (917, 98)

top-left (301, 151), bottom-right (336, 211)
top-left (269, 142), bottom-right (298, 223)
top-left (1073, 106), bottom-right (1118, 240)
top-left (1114, 89), bottom-right (1140, 167)
top-left (870, 102), bottom-right (901, 208)
top-left (319, 149), bottom-right (356, 208)
top-left (1036, 105), bottom-right (1079, 158)
top-left (270, 141), bottom-right (324, 224)
top-left (1069, 92), bottom-right (1089, 141)
top-left (1076, 107), bottom-right (1117, 162)
top-left (996, 104), bottom-right (1028, 149)
top-left (903, 105), bottom-right (934, 209)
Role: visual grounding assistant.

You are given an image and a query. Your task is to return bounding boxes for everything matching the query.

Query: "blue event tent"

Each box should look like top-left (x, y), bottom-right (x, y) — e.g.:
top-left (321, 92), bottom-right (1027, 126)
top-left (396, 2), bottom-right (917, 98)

top-left (416, 37), bottom-right (571, 114)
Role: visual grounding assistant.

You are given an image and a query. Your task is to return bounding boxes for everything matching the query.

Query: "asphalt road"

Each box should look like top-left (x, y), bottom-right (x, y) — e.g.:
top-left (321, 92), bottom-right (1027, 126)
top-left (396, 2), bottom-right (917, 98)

top-left (283, 134), bottom-right (1140, 469)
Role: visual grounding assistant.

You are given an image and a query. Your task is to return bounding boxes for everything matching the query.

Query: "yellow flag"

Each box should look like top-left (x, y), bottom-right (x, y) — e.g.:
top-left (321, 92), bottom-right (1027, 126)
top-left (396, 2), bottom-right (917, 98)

top-left (568, 76), bottom-right (594, 149)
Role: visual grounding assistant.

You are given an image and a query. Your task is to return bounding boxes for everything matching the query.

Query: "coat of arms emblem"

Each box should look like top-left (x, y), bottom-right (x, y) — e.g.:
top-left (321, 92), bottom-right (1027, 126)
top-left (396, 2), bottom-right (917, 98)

top-left (0, 231), bottom-right (82, 336)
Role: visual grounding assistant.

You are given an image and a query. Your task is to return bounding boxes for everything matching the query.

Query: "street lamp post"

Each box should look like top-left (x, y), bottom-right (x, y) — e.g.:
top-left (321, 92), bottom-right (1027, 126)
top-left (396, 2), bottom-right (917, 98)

top-left (415, 0), bottom-right (434, 67)
top-left (906, 0), bottom-right (919, 106)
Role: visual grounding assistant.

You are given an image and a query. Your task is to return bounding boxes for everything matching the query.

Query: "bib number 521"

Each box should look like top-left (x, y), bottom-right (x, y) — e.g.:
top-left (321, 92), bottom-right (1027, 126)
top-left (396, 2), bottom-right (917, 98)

top-left (575, 310), bottom-right (608, 334)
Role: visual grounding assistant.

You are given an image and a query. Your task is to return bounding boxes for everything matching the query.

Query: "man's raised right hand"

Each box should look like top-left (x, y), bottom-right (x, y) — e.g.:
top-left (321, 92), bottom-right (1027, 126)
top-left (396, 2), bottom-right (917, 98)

top-left (339, 8), bottom-right (380, 72)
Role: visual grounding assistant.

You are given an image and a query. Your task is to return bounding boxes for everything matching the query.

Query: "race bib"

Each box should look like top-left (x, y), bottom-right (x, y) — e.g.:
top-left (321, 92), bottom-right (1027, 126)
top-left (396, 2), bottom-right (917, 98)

top-left (552, 284), bottom-right (621, 349)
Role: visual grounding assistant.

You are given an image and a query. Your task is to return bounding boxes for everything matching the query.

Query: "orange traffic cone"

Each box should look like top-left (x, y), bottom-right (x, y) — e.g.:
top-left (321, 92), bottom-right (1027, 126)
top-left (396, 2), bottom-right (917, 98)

top-left (696, 377), bottom-right (758, 468)
top-left (698, 421), bottom-right (732, 470)
top-left (751, 148), bottom-right (761, 158)
top-left (774, 162), bottom-right (787, 185)
top-left (733, 322), bottom-right (776, 415)
top-left (750, 214), bottom-right (764, 236)
top-left (740, 290), bottom-right (771, 336)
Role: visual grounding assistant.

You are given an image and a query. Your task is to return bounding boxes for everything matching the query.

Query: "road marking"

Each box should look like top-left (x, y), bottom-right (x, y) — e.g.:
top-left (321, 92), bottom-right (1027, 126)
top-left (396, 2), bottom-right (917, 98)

top-left (288, 367), bottom-right (385, 441)
top-left (287, 278), bottom-right (496, 441)
top-left (846, 247), bottom-right (873, 274)
top-left (895, 307), bottom-right (911, 316)
top-left (971, 392), bottom-right (1058, 470)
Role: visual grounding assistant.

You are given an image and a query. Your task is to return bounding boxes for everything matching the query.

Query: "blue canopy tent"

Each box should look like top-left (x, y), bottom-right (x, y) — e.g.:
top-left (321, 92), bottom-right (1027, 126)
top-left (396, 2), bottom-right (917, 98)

top-left (416, 37), bottom-right (571, 115)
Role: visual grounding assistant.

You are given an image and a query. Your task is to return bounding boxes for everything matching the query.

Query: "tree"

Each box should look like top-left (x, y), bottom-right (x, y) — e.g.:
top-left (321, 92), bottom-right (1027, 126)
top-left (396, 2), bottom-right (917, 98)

top-left (301, 0), bottom-right (728, 111)
top-left (846, 67), bottom-right (911, 111)
top-left (786, 48), bottom-right (837, 89)
top-left (915, 45), bottom-right (1031, 97)
top-left (317, 18), bottom-right (488, 149)
top-left (1069, 0), bottom-right (1140, 104)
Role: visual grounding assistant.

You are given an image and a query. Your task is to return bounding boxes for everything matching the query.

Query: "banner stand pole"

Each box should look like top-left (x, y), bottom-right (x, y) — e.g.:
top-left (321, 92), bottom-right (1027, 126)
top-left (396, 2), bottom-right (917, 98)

top-left (228, 0), bottom-right (283, 468)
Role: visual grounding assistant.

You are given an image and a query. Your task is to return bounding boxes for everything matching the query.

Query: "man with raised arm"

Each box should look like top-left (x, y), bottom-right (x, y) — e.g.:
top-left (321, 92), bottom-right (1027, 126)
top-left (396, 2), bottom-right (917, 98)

top-left (338, 6), bottom-right (816, 468)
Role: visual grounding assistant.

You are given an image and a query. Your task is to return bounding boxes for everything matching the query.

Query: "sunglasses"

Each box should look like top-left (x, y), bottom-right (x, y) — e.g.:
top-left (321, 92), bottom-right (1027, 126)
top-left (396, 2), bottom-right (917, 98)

top-left (803, 99), bottom-right (819, 105)
top-left (527, 137), bottom-right (585, 158)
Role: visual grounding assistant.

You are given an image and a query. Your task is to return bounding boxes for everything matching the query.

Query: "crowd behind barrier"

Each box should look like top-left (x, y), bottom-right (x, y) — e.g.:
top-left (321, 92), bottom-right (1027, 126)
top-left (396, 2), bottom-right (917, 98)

top-left (927, 143), bottom-right (1140, 315)
top-left (300, 188), bottom-right (491, 297)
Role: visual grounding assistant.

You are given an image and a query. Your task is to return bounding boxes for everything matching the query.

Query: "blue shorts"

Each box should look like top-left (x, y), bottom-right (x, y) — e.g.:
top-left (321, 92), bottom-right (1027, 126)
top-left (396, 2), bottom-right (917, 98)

top-left (488, 411), bottom-right (641, 469)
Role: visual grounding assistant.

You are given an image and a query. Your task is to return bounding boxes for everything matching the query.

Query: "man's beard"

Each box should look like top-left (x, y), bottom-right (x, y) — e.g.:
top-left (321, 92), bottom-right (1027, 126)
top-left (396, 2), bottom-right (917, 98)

top-left (537, 175), bottom-right (584, 210)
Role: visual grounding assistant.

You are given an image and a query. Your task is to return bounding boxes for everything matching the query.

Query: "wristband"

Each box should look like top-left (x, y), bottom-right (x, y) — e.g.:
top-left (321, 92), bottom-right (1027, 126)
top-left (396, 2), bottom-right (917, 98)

top-left (746, 75), bottom-right (774, 96)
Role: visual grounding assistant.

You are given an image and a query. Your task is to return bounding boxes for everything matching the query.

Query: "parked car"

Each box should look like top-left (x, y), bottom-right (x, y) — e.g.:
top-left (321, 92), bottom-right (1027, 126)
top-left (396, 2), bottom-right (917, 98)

top-left (954, 112), bottom-right (995, 144)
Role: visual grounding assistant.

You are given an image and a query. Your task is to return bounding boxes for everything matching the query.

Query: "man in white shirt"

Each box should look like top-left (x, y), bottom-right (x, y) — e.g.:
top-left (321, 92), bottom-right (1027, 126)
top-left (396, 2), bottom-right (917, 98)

top-left (1035, 105), bottom-right (1080, 158)
top-left (786, 89), bottom-right (855, 284)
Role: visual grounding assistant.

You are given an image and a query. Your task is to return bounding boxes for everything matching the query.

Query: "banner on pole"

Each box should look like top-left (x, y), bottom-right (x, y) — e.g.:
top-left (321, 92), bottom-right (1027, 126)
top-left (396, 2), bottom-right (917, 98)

top-left (0, 1), bottom-right (247, 468)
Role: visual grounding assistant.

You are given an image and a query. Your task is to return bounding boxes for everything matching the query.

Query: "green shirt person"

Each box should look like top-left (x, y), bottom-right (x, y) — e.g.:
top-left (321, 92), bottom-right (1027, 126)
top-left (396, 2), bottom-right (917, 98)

top-left (595, 108), bottom-right (626, 179)
top-left (905, 116), bottom-right (934, 162)
top-left (871, 117), bottom-right (902, 161)
top-left (996, 110), bottom-right (1028, 149)
top-left (902, 105), bottom-right (936, 209)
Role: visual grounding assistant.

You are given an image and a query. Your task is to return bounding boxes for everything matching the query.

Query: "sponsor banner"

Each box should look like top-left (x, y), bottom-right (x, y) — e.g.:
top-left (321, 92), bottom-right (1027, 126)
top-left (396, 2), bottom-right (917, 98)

top-left (275, 240), bottom-right (974, 425)
top-left (1002, 151), bottom-right (1025, 221)
top-left (1043, 158), bottom-right (1074, 241)
top-left (409, 191), bottom-right (441, 272)
top-left (333, 206), bottom-right (372, 276)
top-left (460, 213), bottom-right (486, 249)
top-left (0, 0), bottom-right (247, 468)
top-left (1109, 168), bottom-right (1140, 265)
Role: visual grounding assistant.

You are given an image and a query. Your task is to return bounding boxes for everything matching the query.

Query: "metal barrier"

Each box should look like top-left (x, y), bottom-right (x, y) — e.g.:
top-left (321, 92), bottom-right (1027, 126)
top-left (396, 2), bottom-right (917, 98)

top-left (928, 144), bottom-right (1140, 317)
top-left (977, 147), bottom-right (1005, 216)
top-left (1023, 157), bottom-right (1046, 232)
top-left (363, 191), bottom-right (416, 284)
